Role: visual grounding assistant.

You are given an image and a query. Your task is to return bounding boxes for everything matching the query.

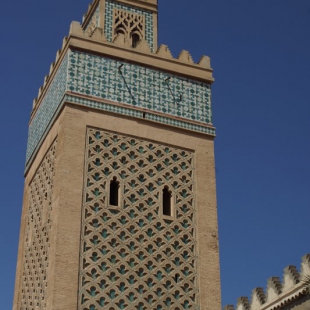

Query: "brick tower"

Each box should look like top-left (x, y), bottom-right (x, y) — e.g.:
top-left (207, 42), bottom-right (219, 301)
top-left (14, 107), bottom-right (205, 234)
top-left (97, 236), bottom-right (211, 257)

top-left (13, 1), bottom-right (221, 310)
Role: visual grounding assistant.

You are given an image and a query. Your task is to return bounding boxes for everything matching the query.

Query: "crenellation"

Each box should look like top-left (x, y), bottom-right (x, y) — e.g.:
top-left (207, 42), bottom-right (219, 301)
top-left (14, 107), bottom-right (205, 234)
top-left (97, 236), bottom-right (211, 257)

top-left (49, 62), bottom-right (54, 75)
top-left (282, 265), bottom-right (300, 292)
top-left (68, 21), bottom-right (211, 68)
top-left (33, 22), bottom-right (213, 114)
top-left (113, 32), bottom-right (130, 47)
top-left (32, 0), bottom-right (213, 114)
top-left (62, 36), bottom-right (68, 49)
top-left (250, 288), bottom-right (266, 309)
top-left (69, 21), bottom-right (84, 36)
top-left (198, 55), bottom-right (211, 68)
top-left (91, 27), bottom-right (106, 40)
top-left (178, 50), bottom-right (194, 64)
top-left (55, 49), bottom-right (61, 63)
top-left (225, 254), bottom-right (310, 310)
top-left (266, 277), bottom-right (282, 302)
top-left (237, 297), bottom-right (250, 310)
top-left (83, 0), bottom-right (97, 23)
top-left (135, 38), bottom-right (152, 53)
top-left (38, 86), bottom-right (43, 98)
top-left (156, 44), bottom-right (173, 59)
top-left (301, 254), bottom-right (310, 277)
top-left (43, 75), bottom-right (49, 89)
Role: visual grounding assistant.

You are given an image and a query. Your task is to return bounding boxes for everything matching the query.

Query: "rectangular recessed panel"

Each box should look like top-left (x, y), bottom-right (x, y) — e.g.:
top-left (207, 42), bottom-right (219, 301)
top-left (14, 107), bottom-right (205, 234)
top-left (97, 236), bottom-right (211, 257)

top-left (79, 128), bottom-right (199, 310)
top-left (68, 50), bottom-right (212, 125)
top-left (105, 0), bottom-right (154, 50)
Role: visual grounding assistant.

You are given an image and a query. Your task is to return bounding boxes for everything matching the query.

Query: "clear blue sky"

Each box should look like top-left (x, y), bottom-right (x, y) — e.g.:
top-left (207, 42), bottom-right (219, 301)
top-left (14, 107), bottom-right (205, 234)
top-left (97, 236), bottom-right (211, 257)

top-left (0, 0), bottom-right (309, 308)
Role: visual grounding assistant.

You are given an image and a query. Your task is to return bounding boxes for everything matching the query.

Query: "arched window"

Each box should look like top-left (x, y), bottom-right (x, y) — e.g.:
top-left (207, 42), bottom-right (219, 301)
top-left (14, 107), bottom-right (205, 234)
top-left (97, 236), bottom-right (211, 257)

top-left (131, 33), bottom-right (140, 48)
top-left (109, 178), bottom-right (120, 207)
top-left (115, 27), bottom-right (126, 38)
top-left (163, 186), bottom-right (172, 216)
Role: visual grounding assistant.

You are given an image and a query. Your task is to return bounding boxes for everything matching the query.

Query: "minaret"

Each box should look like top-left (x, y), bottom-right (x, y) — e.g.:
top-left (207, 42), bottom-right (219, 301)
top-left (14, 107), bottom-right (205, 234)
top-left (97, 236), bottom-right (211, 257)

top-left (13, 1), bottom-right (221, 310)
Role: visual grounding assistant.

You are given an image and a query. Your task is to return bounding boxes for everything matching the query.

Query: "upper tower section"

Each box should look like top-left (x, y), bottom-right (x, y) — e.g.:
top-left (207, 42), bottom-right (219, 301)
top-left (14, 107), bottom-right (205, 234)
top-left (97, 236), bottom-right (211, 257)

top-left (27, 0), bottom-right (214, 171)
top-left (82, 0), bottom-right (158, 50)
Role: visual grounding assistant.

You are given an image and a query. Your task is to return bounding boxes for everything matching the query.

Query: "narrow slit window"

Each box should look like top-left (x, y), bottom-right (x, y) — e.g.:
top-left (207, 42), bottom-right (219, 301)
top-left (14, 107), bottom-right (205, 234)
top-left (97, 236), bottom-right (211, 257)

top-left (109, 178), bottom-right (119, 207)
top-left (163, 186), bottom-right (172, 216)
top-left (175, 274), bottom-right (180, 283)
top-left (131, 33), bottom-right (140, 48)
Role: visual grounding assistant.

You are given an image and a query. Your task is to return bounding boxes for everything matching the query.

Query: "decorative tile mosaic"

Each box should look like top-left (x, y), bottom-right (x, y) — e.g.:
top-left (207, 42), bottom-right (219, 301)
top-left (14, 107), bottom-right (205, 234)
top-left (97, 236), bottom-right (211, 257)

top-left (67, 50), bottom-right (212, 124)
top-left (64, 94), bottom-right (215, 135)
top-left (145, 113), bottom-right (216, 136)
top-left (26, 50), bottom-right (214, 167)
top-left (65, 94), bottom-right (143, 118)
top-left (84, 5), bottom-right (100, 36)
top-left (105, 0), bottom-right (154, 51)
top-left (26, 54), bottom-right (68, 163)
top-left (79, 128), bottom-right (199, 310)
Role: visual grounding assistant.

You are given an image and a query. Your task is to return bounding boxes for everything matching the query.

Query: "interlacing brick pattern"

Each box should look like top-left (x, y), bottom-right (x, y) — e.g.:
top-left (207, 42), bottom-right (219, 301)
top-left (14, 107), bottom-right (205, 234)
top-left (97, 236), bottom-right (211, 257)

top-left (20, 140), bottom-right (57, 310)
top-left (79, 128), bottom-right (199, 310)
top-left (113, 9), bottom-right (145, 42)
top-left (105, 0), bottom-right (154, 50)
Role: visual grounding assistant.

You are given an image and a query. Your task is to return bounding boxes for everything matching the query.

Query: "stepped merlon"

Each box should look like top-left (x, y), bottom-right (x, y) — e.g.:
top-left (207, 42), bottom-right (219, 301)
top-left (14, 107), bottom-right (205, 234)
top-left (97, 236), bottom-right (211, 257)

top-left (225, 254), bottom-right (310, 310)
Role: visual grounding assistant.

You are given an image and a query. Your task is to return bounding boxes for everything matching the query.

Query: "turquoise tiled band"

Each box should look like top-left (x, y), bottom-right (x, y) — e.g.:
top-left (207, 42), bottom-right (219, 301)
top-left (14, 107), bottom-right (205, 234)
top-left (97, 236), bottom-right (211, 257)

top-left (26, 50), bottom-right (214, 166)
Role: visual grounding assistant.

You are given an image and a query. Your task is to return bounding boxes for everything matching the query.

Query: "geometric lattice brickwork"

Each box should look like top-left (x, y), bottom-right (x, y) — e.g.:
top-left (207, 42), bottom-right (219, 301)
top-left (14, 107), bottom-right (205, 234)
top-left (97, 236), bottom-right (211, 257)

top-left (20, 140), bottom-right (57, 310)
top-left (113, 9), bottom-right (145, 44)
top-left (79, 128), bottom-right (199, 310)
top-left (105, 0), bottom-right (154, 50)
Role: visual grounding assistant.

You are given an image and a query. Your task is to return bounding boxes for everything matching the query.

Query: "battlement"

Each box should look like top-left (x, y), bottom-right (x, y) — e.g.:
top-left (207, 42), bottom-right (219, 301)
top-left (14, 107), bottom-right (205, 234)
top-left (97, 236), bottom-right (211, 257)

top-left (31, 0), bottom-right (213, 116)
top-left (224, 254), bottom-right (310, 310)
